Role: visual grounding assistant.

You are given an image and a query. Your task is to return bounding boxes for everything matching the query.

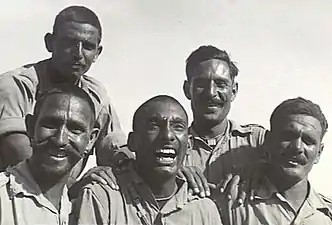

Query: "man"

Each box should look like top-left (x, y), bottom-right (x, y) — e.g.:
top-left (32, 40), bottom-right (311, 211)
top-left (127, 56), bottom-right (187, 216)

top-left (71, 95), bottom-right (222, 225)
top-left (0, 84), bottom-right (99, 224)
top-left (224, 97), bottom-right (332, 224)
top-left (182, 45), bottom-right (267, 199)
top-left (0, 5), bottom-right (125, 174)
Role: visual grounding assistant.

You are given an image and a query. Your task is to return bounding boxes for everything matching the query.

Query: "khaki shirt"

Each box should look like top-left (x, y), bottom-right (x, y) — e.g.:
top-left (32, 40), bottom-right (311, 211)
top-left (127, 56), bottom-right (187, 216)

top-left (183, 120), bottom-right (267, 185)
top-left (0, 160), bottom-right (71, 225)
top-left (0, 59), bottom-right (126, 165)
top-left (223, 177), bottom-right (332, 225)
top-left (71, 172), bottom-right (222, 225)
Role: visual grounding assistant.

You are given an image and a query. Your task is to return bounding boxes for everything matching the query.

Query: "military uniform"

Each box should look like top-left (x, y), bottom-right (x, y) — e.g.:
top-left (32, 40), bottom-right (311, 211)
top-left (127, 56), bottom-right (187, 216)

top-left (183, 119), bottom-right (267, 186)
top-left (71, 172), bottom-right (222, 225)
top-left (0, 160), bottom-right (71, 225)
top-left (222, 176), bottom-right (332, 225)
top-left (0, 59), bottom-right (126, 169)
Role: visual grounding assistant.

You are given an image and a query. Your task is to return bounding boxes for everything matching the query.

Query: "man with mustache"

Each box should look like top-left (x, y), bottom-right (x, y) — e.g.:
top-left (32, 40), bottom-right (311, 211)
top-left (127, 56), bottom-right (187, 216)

top-left (71, 95), bottom-right (222, 225)
top-left (0, 5), bottom-right (125, 178)
top-left (222, 97), bottom-right (332, 224)
top-left (0, 84), bottom-right (99, 224)
top-left (182, 45), bottom-right (267, 201)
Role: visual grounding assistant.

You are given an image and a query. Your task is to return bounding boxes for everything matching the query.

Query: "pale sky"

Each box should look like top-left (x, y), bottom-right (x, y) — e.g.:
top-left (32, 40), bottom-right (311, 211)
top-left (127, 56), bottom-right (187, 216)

top-left (0, 0), bottom-right (331, 195)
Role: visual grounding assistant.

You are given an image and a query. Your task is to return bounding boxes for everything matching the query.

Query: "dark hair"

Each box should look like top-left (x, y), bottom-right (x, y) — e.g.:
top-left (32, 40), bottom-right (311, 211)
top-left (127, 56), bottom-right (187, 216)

top-left (132, 95), bottom-right (188, 131)
top-left (185, 45), bottom-right (239, 80)
top-left (34, 84), bottom-right (96, 126)
top-left (53, 5), bottom-right (102, 43)
top-left (270, 97), bottom-right (328, 138)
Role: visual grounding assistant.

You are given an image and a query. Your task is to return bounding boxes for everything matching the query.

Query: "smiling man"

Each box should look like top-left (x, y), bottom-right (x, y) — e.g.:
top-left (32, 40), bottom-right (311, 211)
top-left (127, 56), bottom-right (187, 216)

top-left (0, 5), bottom-right (125, 177)
top-left (0, 84), bottom-right (99, 225)
top-left (224, 97), bottom-right (332, 224)
top-left (71, 95), bottom-right (222, 225)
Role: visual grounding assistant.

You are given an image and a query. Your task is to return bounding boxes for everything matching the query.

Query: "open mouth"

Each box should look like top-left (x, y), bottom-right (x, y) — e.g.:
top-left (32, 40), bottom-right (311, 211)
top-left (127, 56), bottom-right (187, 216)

top-left (155, 148), bottom-right (177, 164)
top-left (49, 148), bottom-right (67, 159)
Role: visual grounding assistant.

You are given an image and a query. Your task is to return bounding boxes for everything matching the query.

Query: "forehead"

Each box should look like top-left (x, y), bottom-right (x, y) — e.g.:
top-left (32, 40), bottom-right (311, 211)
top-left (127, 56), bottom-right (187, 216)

top-left (140, 101), bottom-right (187, 122)
top-left (191, 58), bottom-right (231, 80)
top-left (37, 94), bottom-right (93, 124)
top-left (276, 114), bottom-right (322, 136)
top-left (55, 21), bottom-right (100, 42)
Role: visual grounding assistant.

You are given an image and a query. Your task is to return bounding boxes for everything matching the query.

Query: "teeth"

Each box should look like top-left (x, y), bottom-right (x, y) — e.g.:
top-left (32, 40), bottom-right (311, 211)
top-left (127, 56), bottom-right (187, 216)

top-left (157, 149), bottom-right (176, 154)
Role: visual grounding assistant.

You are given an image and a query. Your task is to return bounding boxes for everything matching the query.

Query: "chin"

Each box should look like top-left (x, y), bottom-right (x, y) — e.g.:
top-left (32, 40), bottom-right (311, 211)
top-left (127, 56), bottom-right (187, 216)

top-left (40, 163), bottom-right (71, 179)
top-left (153, 166), bottom-right (177, 177)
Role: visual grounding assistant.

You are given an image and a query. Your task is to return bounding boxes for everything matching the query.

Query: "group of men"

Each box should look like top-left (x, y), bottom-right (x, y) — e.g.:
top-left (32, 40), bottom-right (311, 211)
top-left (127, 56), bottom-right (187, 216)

top-left (0, 5), bottom-right (330, 225)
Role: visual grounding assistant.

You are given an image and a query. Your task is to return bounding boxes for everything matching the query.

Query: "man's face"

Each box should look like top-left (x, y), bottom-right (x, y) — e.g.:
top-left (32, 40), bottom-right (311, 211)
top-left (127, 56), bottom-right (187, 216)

top-left (268, 114), bottom-right (323, 183)
top-left (131, 101), bottom-right (188, 177)
top-left (185, 59), bottom-right (237, 126)
top-left (30, 94), bottom-right (97, 178)
top-left (48, 21), bottom-right (102, 79)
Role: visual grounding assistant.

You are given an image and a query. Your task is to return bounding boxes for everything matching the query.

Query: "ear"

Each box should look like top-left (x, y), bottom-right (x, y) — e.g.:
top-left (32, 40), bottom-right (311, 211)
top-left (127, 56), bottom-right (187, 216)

top-left (25, 114), bottom-right (35, 140)
top-left (183, 80), bottom-right (191, 100)
top-left (92, 45), bottom-right (103, 63)
top-left (230, 81), bottom-right (238, 102)
top-left (44, 33), bottom-right (54, 53)
top-left (86, 127), bottom-right (100, 151)
top-left (127, 131), bottom-right (140, 154)
top-left (314, 143), bottom-right (324, 164)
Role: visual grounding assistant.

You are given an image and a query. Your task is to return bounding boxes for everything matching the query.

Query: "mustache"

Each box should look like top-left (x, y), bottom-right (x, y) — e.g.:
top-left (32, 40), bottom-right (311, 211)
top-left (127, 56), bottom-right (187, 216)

top-left (31, 139), bottom-right (86, 159)
top-left (280, 152), bottom-right (308, 165)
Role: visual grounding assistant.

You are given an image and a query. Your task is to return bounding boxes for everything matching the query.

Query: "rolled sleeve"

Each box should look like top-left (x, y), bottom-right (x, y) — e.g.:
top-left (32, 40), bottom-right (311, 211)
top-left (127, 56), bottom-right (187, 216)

top-left (0, 75), bottom-right (34, 136)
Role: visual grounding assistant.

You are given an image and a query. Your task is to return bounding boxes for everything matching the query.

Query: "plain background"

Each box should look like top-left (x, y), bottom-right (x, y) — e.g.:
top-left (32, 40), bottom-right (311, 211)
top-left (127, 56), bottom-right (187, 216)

top-left (0, 0), bottom-right (331, 196)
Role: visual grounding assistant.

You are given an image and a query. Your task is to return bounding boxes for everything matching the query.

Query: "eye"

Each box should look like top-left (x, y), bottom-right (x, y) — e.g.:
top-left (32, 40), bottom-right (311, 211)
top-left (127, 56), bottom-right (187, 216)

top-left (215, 80), bottom-right (228, 89)
top-left (147, 122), bottom-right (159, 132)
top-left (83, 42), bottom-right (96, 51)
top-left (171, 122), bottom-right (186, 132)
top-left (302, 135), bottom-right (317, 146)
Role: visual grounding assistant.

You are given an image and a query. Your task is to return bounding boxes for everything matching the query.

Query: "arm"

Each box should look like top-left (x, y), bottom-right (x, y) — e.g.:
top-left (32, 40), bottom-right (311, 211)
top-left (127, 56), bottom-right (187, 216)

top-left (0, 74), bottom-right (35, 168)
top-left (94, 99), bottom-right (128, 166)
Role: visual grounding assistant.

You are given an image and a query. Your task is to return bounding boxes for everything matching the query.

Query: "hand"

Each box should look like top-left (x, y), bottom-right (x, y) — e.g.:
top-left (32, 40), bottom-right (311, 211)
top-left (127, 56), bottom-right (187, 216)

top-left (179, 166), bottom-right (210, 197)
top-left (212, 173), bottom-right (253, 207)
top-left (69, 166), bottom-right (119, 199)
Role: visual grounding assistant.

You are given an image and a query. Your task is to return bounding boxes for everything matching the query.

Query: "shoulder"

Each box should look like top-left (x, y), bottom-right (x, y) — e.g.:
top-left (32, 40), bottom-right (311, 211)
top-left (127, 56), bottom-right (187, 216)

top-left (230, 120), bottom-right (267, 137)
top-left (319, 193), bottom-right (332, 208)
top-left (187, 197), bottom-right (221, 222)
top-left (81, 75), bottom-right (109, 102)
top-left (0, 62), bottom-right (39, 93)
top-left (0, 172), bottom-right (9, 189)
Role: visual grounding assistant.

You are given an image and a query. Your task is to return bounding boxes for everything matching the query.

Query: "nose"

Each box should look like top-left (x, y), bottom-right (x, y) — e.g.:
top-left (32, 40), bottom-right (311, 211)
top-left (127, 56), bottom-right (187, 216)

top-left (205, 80), bottom-right (218, 98)
top-left (72, 42), bottom-right (83, 60)
top-left (160, 125), bottom-right (176, 143)
top-left (52, 126), bottom-right (69, 148)
top-left (290, 137), bottom-right (304, 154)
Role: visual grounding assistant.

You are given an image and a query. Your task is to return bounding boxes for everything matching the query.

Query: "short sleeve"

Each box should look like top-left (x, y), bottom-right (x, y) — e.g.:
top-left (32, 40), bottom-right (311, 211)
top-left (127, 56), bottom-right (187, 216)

top-left (0, 73), bottom-right (35, 136)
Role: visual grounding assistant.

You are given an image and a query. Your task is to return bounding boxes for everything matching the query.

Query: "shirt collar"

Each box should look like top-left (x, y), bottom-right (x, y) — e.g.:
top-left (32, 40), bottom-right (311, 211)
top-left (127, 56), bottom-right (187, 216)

top-left (189, 119), bottom-right (253, 139)
top-left (6, 160), bottom-right (70, 214)
top-left (253, 176), bottom-right (332, 215)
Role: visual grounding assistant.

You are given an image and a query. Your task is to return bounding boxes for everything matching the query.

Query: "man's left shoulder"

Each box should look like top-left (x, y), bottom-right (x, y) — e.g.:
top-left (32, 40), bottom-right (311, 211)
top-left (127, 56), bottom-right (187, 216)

top-left (319, 193), bottom-right (332, 208)
top-left (81, 75), bottom-right (109, 103)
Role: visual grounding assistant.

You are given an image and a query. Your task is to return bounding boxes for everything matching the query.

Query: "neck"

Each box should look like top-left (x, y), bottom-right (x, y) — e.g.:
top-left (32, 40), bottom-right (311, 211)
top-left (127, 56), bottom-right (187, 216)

top-left (269, 170), bottom-right (309, 212)
top-left (48, 60), bottom-right (79, 84)
top-left (193, 118), bottom-right (228, 139)
top-left (28, 160), bottom-right (68, 210)
top-left (138, 169), bottom-right (177, 200)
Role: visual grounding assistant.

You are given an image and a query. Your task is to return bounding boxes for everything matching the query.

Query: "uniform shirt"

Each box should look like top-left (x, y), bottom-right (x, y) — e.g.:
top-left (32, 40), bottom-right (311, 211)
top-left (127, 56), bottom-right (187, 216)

top-left (0, 160), bottom-right (71, 225)
top-left (0, 59), bottom-right (126, 165)
top-left (223, 176), bottom-right (332, 225)
top-left (71, 172), bottom-right (222, 225)
top-left (183, 119), bottom-right (267, 185)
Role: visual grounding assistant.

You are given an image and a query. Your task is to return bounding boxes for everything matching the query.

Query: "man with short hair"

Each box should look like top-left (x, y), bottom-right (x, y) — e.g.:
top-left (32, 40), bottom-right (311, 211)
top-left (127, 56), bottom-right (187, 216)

top-left (0, 84), bottom-right (99, 225)
top-left (223, 97), bottom-right (332, 224)
top-left (0, 5), bottom-right (125, 175)
top-left (182, 45), bottom-right (267, 198)
top-left (71, 95), bottom-right (222, 225)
